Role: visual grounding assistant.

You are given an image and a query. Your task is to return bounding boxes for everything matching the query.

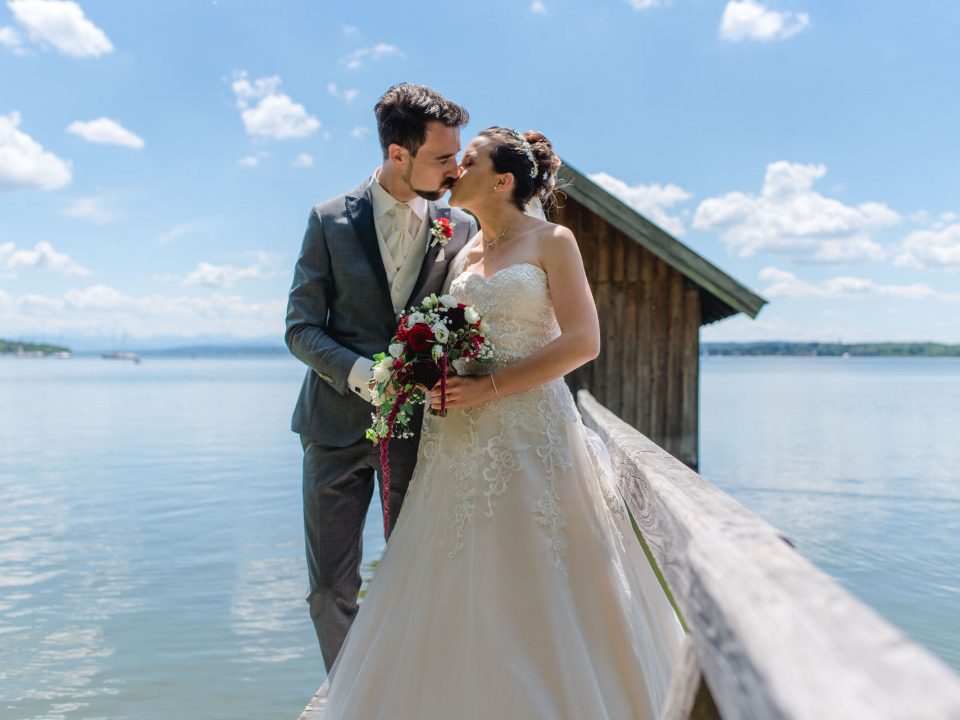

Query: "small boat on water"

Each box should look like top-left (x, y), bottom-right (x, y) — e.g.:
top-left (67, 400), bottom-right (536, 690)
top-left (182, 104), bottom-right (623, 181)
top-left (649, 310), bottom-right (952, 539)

top-left (102, 351), bottom-right (141, 364)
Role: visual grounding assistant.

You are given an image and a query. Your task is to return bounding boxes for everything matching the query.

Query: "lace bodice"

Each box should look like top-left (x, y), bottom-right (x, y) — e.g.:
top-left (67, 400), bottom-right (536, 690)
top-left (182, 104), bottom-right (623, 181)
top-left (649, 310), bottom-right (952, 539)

top-left (410, 258), bottom-right (625, 576)
top-left (448, 262), bottom-right (560, 364)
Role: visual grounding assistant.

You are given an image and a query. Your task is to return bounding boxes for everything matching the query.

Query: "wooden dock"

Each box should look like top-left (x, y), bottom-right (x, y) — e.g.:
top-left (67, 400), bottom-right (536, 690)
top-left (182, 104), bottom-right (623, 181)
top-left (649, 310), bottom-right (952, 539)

top-left (299, 391), bottom-right (960, 719)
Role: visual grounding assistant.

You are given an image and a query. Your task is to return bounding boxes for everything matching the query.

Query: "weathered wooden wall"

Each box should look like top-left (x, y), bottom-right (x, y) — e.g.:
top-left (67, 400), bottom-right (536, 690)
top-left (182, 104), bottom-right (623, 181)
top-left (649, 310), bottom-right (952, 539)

top-left (554, 197), bottom-right (702, 468)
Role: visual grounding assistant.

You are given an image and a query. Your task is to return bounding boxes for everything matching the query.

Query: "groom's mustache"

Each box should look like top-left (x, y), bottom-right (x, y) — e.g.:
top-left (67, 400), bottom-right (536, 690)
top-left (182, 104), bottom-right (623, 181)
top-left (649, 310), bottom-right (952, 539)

top-left (442, 177), bottom-right (458, 189)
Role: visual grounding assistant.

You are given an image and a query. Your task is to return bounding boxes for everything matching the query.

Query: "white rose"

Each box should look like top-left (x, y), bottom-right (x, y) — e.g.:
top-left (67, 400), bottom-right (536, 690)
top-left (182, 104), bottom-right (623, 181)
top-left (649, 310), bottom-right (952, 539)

top-left (407, 311), bottom-right (425, 325)
top-left (372, 359), bottom-right (392, 383)
top-left (388, 343), bottom-right (404, 358)
top-left (422, 294), bottom-right (437, 309)
top-left (431, 322), bottom-right (449, 344)
top-left (431, 344), bottom-right (443, 361)
top-left (439, 294), bottom-right (458, 309)
top-left (464, 306), bottom-right (480, 324)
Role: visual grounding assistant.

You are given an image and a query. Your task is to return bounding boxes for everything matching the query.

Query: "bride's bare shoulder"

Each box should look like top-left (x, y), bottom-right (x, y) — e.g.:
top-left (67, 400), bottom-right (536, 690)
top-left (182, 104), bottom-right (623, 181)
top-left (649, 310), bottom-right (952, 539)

top-left (533, 223), bottom-right (586, 282)
top-left (534, 222), bottom-right (578, 255)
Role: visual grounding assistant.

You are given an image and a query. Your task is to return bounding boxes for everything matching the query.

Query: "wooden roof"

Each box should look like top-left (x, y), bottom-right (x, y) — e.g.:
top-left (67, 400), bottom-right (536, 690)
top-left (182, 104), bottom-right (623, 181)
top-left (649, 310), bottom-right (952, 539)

top-left (558, 161), bottom-right (767, 326)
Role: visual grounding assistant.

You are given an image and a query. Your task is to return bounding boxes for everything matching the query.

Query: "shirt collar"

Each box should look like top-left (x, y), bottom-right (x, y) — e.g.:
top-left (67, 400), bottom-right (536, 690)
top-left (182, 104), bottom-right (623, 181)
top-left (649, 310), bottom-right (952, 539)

top-left (371, 168), bottom-right (428, 222)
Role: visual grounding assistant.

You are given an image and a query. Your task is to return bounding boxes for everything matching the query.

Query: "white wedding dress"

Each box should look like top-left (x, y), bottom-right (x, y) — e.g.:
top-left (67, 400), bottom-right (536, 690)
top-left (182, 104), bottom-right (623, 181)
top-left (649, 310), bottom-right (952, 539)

top-left (322, 243), bottom-right (685, 719)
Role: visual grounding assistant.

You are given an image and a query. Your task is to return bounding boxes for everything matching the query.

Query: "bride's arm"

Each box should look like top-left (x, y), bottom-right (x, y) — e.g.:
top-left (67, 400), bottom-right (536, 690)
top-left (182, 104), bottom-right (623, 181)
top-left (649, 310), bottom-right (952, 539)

top-left (431, 226), bottom-right (600, 410)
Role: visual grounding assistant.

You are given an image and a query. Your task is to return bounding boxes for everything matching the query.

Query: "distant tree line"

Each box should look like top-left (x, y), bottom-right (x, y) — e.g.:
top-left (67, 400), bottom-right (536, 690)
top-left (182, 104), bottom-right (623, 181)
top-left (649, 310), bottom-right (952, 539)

top-left (702, 342), bottom-right (960, 357)
top-left (0, 339), bottom-right (71, 354)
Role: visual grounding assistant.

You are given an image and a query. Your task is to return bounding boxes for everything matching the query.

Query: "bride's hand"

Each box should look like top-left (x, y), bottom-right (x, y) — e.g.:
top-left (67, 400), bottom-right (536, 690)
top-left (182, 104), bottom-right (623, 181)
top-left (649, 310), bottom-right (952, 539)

top-left (429, 374), bottom-right (497, 411)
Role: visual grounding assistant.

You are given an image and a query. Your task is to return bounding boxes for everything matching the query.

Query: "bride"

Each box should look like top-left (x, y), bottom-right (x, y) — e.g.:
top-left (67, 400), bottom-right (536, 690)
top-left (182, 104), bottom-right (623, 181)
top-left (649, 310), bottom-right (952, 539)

top-left (321, 128), bottom-right (685, 718)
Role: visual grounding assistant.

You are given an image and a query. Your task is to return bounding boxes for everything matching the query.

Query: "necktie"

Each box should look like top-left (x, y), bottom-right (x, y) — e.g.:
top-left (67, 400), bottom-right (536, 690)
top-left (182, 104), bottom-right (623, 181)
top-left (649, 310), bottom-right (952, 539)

top-left (386, 203), bottom-right (413, 274)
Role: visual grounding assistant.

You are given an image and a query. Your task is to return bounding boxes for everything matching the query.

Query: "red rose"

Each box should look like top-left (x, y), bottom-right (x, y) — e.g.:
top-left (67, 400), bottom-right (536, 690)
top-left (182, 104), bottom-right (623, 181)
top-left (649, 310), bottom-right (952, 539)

top-left (392, 358), bottom-right (405, 370)
top-left (407, 323), bottom-right (434, 352)
top-left (395, 316), bottom-right (409, 341)
top-left (437, 217), bottom-right (454, 238)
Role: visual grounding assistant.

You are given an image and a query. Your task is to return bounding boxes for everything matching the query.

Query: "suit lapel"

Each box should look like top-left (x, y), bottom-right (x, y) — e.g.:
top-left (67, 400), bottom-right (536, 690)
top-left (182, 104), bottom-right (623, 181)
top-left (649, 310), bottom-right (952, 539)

top-left (345, 182), bottom-right (392, 306)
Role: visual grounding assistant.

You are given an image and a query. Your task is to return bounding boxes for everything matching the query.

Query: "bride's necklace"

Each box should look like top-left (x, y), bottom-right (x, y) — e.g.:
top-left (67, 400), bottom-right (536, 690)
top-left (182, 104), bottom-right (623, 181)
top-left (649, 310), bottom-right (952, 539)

top-left (482, 221), bottom-right (514, 249)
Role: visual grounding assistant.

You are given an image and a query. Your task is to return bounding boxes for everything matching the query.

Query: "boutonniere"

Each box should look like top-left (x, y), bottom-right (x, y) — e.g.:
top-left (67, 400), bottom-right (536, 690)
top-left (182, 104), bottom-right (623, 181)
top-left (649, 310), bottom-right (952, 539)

top-left (430, 217), bottom-right (455, 262)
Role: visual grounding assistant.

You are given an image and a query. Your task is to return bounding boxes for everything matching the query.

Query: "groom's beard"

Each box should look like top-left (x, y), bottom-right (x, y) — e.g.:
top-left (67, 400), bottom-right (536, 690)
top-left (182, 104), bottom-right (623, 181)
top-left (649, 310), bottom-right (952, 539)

top-left (406, 165), bottom-right (455, 201)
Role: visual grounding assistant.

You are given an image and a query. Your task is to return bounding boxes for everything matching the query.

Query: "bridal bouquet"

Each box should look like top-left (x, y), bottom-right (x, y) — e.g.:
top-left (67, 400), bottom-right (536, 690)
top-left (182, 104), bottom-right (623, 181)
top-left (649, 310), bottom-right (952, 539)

top-left (366, 293), bottom-right (493, 536)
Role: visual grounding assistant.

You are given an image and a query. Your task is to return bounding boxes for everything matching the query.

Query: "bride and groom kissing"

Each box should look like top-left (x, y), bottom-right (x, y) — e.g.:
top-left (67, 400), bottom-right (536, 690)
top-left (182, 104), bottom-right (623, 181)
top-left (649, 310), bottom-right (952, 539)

top-left (285, 82), bottom-right (684, 718)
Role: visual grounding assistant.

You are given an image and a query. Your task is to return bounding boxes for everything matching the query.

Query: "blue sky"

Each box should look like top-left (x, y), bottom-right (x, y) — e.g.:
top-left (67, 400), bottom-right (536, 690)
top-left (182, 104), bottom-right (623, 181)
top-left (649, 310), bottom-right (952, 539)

top-left (1, 0), bottom-right (958, 347)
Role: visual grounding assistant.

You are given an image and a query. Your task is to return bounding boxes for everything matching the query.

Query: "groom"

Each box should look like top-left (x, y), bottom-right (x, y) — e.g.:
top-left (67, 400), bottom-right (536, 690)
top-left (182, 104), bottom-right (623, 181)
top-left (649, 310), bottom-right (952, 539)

top-left (285, 83), bottom-right (476, 672)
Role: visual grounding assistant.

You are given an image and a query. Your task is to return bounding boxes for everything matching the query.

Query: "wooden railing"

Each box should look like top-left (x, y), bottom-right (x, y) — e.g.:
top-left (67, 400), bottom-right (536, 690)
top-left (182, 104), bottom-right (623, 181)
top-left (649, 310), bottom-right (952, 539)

top-left (577, 390), bottom-right (960, 720)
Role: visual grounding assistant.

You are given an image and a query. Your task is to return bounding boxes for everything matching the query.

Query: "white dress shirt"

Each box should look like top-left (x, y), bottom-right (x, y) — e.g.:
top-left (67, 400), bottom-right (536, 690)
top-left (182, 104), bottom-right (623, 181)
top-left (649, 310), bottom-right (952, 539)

top-left (347, 170), bottom-right (430, 402)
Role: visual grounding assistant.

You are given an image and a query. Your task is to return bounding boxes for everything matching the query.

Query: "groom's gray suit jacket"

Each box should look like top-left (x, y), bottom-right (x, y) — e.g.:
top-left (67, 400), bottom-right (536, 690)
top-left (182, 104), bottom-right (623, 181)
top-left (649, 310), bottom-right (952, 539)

top-left (286, 177), bottom-right (476, 447)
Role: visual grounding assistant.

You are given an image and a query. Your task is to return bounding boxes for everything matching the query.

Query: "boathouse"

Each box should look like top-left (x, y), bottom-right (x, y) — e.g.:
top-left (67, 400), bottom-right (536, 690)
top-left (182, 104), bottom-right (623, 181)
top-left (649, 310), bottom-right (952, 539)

top-left (552, 162), bottom-right (767, 469)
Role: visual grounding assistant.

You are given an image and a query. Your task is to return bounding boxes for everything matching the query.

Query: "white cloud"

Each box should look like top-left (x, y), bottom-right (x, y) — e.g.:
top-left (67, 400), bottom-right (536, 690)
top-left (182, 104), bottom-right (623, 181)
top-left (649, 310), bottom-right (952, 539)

top-left (626, 0), bottom-right (663, 9)
top-left (895, 223), bottom-right (960, 269)
top-left (0, 112), bottom-right (72, 191)
top-left (720, 0), bottom-right (810, 42)
top-left (327, 83), bottom-right (359, 102)
top-left (340, 43), bottom-right (402, 71)
top-left (0, 240), bottom-right (90, 276)
top-left (181, 254), bottom-right (272, 289)
top-left (3, 284), bottom-right (286, 337)
top-left (293, 153), bottom-right (313, 168)
top-left (62, 195), bottom-right (116, 223)
top-left (349, 126), bottom-right (370, 141)
top-left (342, 25), bottom-right (358, 36)
top-left (758, 266), bottom-right (958, 301)
top-left (238, 151), bottom-right (269, 167)
top-left (8, 0), bottom-right (113, 58)
top-left (17, 292), bottom-right (66, 312)
top-left (66, 117), bottom-right (144, 148)
top-left (589, 171), bottom-right (691, 236)
top-left (0, 24), bottom-right (28, 54)
top-left (531, 0), bottom-right (547, 13)
top-left (157, 221), bottom-right (207, 244)
top-left (693, 161), bottom-right (899, 264)
top-left (231, 71), bottom-right (321, 140)
top-left (63, 282), bottom-right (124, 309)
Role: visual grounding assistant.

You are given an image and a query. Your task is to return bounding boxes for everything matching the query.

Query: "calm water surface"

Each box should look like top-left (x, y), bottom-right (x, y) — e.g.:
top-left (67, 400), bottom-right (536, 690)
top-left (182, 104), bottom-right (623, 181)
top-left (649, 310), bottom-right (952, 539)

top-left (1, 355), bottom-right (957, 719)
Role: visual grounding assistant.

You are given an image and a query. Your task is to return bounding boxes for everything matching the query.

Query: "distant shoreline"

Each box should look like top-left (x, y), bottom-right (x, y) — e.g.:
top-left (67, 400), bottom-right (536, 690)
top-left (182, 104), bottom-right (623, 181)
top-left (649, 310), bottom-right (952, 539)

top-left (702, 342), bottom-right (960, 357)
top-left (5, 339), bottom-right (959, 359)
top-left (0, 340), bottom-right (70, 355)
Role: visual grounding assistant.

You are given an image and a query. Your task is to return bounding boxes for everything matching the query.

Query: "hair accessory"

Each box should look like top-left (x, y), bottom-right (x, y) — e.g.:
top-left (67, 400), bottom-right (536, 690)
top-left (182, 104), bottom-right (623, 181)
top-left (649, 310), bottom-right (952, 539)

top-left (508, 129), bottom-right (538, 178)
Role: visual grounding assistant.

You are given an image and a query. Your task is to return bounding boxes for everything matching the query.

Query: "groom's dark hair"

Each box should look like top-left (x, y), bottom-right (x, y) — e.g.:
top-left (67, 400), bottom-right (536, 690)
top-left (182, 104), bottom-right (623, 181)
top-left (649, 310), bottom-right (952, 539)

top-left (375, 83), bottom-right (469, 159)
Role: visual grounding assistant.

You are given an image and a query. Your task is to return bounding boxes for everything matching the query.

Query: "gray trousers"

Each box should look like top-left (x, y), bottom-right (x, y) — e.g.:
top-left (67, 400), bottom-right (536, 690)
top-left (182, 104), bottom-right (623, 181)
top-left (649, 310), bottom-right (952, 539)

top-left (301, 415), bottom-right (421, 673)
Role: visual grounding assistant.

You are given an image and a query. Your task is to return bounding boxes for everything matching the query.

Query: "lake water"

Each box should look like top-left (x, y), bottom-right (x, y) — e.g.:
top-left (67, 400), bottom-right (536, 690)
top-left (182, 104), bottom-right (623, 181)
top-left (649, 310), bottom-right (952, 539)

top-left (1, 355), bottom-right (957, 719)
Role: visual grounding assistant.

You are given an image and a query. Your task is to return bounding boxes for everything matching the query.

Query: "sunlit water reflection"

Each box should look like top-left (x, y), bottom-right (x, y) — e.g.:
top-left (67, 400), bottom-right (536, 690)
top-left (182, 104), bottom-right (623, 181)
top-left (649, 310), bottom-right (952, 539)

top-left (1, 355), bottom-right (957, 719)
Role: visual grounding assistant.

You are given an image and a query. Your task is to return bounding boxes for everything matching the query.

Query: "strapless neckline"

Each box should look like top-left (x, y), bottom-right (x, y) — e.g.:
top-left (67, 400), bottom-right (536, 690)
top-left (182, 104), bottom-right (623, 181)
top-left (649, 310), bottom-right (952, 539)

top-left (457, 262), bottom-right (546, 283)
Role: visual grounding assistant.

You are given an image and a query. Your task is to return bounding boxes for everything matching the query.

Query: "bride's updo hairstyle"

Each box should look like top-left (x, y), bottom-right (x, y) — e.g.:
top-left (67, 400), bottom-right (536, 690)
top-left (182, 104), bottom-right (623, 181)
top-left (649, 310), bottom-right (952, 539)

top-left (479, 127), bottom-right (562, 213)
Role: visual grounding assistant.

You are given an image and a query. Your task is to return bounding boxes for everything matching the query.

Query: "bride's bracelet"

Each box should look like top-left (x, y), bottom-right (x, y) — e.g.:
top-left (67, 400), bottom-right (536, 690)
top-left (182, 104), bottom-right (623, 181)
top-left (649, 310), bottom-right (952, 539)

top-left (489, 373), bottom-right (500, 400)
